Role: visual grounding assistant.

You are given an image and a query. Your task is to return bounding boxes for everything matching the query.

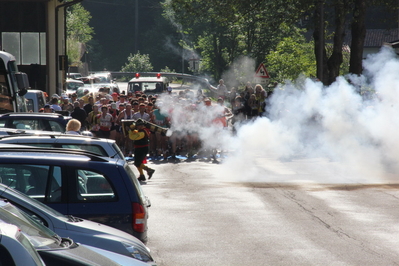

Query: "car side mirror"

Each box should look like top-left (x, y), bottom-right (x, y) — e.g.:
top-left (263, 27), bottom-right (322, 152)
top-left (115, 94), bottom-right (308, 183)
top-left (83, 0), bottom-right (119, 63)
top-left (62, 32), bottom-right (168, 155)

top-left (15, 72), bottom-right (30, 96)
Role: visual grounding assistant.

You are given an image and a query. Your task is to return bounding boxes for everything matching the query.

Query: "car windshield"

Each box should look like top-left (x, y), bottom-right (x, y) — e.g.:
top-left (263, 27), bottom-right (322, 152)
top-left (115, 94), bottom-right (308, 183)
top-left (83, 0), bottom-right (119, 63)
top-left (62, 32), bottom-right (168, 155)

top-left (0, 201), bottom-right (61, 249)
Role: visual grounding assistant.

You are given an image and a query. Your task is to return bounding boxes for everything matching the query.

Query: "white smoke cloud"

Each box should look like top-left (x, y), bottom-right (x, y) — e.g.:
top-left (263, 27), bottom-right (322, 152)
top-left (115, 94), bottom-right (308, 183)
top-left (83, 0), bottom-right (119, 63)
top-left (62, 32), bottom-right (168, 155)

top-left (156, 46), bottom-right (399, 184)
top-left (217, 46), bottom-right (399, 184)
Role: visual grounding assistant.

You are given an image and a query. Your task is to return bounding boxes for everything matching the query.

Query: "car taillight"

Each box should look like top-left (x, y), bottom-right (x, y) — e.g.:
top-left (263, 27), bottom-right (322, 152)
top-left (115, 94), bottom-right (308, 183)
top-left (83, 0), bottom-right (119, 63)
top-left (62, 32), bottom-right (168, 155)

top-left (132, 202), bottom-right (146, 233)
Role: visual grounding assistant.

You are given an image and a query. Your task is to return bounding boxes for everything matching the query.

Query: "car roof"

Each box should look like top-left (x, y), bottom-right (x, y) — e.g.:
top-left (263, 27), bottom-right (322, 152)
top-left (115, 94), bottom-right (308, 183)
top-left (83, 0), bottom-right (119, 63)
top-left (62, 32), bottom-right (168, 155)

top-left (0, 145), bottom-right (112, 163)
top-left (0, 132), bottom-right (114, 142)
top-left (0, 112), bottom-right (69, 119)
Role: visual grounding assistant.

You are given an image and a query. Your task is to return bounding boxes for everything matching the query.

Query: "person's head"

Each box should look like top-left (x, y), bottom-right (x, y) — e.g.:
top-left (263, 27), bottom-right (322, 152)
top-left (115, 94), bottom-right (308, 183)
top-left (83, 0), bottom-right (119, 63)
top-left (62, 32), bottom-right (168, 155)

top-left (101, 105), bottom-right (108, 113)
top-left (88, 96), bottom-right (94, 104)
top-left (135, 119), bottom-right (145, 129)
top-left (119, 103), bottom-right (126, 111)
top-left (93, 105), bottom-right (99, 112)
top-left (219, 79), bottom-right (224, 85)
top-left (66, 119), bottom-right (81, 132)
top-left (119, 95), bottom-right (127, 102)
top-left (51, 97), bottom-right (59, 104)
top-left (112, 92), bottom-right (119, 101)
top-left (125, 103), bottom-right (132, 111)
top-left (132, 101), bottom-right (139, 111)
top-left (217, 97), bottom-right (224, 105)
top-left (43, 104), bottom-right (53, 113)
top-left (111, 103), bottom-right (117, 110)
top-left (73, 101), bottom-right (80, 108)
top-left (204, 98), bottom-right (212, 106)
top-left (71, 93), bottom-right (77, 100)
top-left (255, 84), bottom-right (263, 92)
top-left (84, 89), bottom-right (89, 95)
top-left (139, 103), bottom-right (146, 112)
top-left (62, 97), bottom-right (69, 103)
top-left (78, 98), bottom-right (84, 107)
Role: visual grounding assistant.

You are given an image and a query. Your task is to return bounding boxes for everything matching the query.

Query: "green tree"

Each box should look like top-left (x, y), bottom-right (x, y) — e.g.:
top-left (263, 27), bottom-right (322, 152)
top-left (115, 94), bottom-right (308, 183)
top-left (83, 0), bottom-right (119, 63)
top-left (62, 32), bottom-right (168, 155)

top-left (66, 3), bottom-right (94, 66)
top-left (121, 52), bottom-right (153, 72)
top-left (266, 29), bottom-right (316, 83)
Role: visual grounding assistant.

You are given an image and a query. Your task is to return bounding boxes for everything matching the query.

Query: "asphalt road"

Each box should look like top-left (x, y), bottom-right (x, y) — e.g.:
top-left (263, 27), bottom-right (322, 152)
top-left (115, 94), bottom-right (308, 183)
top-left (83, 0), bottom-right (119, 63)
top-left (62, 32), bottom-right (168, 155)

top-left (136, 155), bottom-right (399, 266)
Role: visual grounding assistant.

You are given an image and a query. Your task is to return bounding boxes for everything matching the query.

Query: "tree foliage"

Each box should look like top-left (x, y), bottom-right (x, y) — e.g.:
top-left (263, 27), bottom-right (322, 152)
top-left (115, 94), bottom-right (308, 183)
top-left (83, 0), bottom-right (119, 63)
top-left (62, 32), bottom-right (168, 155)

top-left (120, 52), bottom-right (153, 72)
top-left (66, 3), bottom-right (94, 66)
top-left (266, 26), bottom-right (316, 83)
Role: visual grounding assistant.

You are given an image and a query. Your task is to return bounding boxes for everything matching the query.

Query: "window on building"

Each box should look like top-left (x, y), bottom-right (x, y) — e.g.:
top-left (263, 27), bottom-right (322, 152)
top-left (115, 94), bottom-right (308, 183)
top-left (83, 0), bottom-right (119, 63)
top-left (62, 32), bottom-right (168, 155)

top-left (1, 32), bottom-right (46, 65)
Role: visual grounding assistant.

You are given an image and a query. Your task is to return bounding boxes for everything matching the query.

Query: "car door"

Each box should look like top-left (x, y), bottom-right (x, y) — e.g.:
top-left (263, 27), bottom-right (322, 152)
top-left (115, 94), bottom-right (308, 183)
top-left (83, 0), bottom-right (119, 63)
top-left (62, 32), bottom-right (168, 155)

top-left (63, 166), bottom-right (128, 226)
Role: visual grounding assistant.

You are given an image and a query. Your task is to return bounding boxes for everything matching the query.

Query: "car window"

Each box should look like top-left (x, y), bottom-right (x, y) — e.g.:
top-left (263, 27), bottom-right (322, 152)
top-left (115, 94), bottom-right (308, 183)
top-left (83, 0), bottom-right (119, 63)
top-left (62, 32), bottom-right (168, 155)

top-left (61, 144), bottom-right (108, 157)
top-left (0, 164), bottom-right (62, 203)
top-left (75, 169), bottom-right (115, 202)
top-left (48, 121), bottom-right (64, 132)
top-left (11, 119), bottom-right (39, 130)
top-left (26, 99), bottom-right (34, 112)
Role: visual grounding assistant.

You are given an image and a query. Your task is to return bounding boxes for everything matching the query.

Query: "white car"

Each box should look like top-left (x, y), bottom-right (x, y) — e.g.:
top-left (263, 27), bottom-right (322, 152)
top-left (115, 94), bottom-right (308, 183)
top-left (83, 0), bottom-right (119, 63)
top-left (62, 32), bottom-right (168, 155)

top-left (0, 132), bottom-right (125, 160)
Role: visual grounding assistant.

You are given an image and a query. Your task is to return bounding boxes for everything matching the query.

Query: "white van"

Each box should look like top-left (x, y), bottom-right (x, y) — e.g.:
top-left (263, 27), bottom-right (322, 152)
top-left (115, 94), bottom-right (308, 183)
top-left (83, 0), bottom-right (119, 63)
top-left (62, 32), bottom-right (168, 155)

top-left (127, 74), bottom-right (169, 94)
top-left (25, 90), bottom-right (47, 112)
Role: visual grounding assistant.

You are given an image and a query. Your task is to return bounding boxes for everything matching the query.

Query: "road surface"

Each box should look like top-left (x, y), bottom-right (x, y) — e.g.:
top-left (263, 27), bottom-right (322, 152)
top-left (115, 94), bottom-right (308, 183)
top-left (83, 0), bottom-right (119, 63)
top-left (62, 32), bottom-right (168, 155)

top-left (137, 154), bottom-right (399, 266)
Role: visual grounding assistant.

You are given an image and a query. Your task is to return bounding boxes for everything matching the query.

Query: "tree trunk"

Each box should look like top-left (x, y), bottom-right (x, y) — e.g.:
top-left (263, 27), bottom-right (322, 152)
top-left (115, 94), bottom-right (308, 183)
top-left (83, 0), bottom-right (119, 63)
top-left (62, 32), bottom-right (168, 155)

top-left (313, 0), bottom-right (328, 84)
top-left (326, 0), bottom-right (348, 85)
top-left (349, 0), bottom-right (366, 75)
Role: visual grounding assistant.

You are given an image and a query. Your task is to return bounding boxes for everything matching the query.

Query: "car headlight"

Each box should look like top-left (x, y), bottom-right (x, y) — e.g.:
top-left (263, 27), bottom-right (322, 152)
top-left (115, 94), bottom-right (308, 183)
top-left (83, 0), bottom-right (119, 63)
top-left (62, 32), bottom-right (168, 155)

top-left (122, 241), bottom-right (153, 262)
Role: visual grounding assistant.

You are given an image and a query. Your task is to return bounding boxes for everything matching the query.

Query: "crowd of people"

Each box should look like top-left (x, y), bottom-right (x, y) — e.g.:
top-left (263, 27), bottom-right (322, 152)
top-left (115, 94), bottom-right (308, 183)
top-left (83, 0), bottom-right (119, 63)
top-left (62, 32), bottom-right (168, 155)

top-left (39, 81), bottom-right (270, 161)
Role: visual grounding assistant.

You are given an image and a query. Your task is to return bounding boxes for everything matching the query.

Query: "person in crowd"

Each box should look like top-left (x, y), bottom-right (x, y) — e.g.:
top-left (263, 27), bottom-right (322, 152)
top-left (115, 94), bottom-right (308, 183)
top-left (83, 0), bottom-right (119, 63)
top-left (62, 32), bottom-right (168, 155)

top-left (97, 105), bottom-right (113, 138)
top-left (83, 96), bottom-right (94, 115)
top-left (43, 104), bottom-right (53, 113)
top-left (247, 93), bottom-right (259, 119)
top-left (70, 93), bottom-right (78, 104)
top-left (116, 103), bottom-right (135, 156)
top-left (71, 101), bottom-right (87, 130)
top-left (254, 84), bottom-right (267, 116)
top-left (65, 119), bottom-right (81, 135)
top-left (87, 104), bottom-right (100, 136)
top-left (60, 96), bottom-right (73, 113)
top-left (231, 96), bottom-right (246, 134)
top-left (109, 102), bottom-right (119, 140)
top-left (128, 119), bottom-right (155, 181)
top-left (217, 79), bottom-right (228, 99)
top-left (132, 103), bottom-right (151, 121)
top-left (117, 94), bottom-right (128, 107)
top-left (152, 102), bottom-right (169, 158)
top-left (50, 97), bottom-right (62, 111)
top-left (243, 85), bottom-right (254, 118)
top-left (80, 89), bottom-right (91, 104)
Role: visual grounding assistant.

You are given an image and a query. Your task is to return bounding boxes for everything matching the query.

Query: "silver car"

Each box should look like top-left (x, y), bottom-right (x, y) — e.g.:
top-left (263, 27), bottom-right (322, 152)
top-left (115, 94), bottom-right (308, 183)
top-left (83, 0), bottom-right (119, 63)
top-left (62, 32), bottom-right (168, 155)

top-left (0, 199), bottom-right (150, 265)
top-left (0, 183), bottom-right (156, 265)
top-left (0, 222), bottom-right (45, 266)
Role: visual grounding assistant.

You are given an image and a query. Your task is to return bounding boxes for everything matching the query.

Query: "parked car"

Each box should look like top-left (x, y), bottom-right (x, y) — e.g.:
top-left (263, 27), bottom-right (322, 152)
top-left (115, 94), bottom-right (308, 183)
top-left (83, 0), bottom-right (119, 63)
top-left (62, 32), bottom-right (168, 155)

top-left (0, 183), bottom-right (156, 265)
top-left (0, 112), bottom-right (71, 132)
top-left (0, 145), bottom-right (150, 243)
top-left (0, 199), bottom-right (149, 265)
top-left (0, 132), bottom-right (125, 160)
top-left (64, 78), bottom-right (85, 97)
top-left (0, 222), bottom-right (45, 266)
top-left (25, 90), bottom-right (47, 112)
